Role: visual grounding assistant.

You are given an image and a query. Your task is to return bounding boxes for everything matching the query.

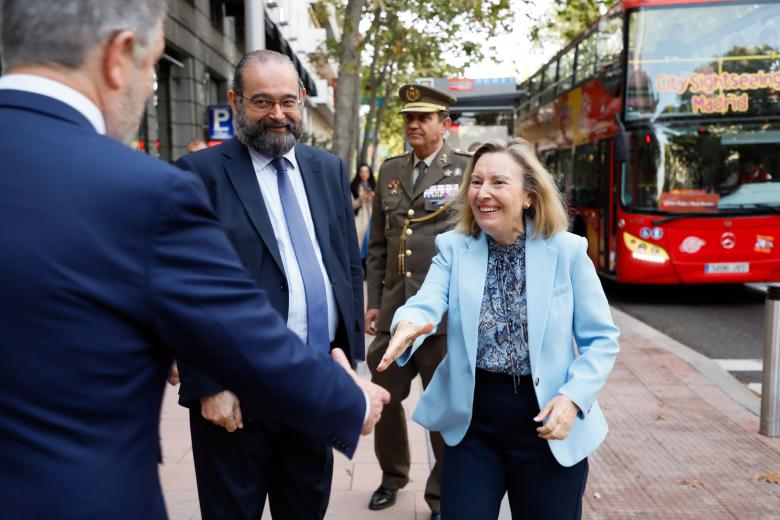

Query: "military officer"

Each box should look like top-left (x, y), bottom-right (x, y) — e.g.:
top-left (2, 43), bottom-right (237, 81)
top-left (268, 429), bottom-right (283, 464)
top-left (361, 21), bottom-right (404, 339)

top-left (365, 83), bottom-right (470, 519)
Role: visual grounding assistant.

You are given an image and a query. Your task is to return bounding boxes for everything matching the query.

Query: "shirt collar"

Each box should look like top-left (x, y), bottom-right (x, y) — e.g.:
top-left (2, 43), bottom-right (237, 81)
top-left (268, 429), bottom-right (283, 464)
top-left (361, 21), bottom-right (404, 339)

top-left (0, 73), bottom-right (106, 134)
top-left (414, 143), bottom-right (443, 168)
top-left (248, 145), bottom-right (298, 172)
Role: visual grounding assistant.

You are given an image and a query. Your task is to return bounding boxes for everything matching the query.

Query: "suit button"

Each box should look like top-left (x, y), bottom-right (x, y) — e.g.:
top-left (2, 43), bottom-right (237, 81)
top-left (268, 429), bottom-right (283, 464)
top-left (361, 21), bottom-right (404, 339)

top-left (405, 249), bottom-right (412, 256)
top-left (407, 209), bottom-right (415, 216)
top-left (406, 229), bottom-right (413, 236)
top-left (534, 377), bottom-right (540, 386)
top-left (405, 271), bottom-right (412, 278)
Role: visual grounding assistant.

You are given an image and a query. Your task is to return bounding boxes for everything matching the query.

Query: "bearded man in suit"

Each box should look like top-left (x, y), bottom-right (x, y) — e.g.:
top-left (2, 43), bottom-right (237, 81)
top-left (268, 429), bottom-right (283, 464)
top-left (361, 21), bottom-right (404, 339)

top-left (176, 50), bottom-right (366, 519)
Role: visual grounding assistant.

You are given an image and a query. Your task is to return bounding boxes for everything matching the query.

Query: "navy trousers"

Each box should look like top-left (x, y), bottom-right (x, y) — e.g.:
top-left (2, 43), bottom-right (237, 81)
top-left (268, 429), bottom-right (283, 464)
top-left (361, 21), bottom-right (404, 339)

top-left (441, 369), bottom-right (589, 519)
top-left (189, 407), bottom-right (333, 519)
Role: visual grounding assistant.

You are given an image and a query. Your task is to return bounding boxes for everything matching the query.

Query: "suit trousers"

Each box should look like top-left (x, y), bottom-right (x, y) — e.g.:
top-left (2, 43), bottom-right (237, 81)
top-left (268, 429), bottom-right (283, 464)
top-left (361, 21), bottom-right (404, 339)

top-left (440, 369), bottom-right (589, 519)
top-left (367, 331), bottom-right (447, 511)
top-left (189, 407), bottom-right (333, 520)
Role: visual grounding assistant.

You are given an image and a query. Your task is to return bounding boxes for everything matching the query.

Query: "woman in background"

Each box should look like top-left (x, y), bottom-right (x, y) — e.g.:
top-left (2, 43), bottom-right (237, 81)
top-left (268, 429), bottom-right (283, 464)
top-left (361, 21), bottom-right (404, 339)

top-left (377, 137), bottom-right (619, 519)
top-left (351, 163), bottom-right (376, 277)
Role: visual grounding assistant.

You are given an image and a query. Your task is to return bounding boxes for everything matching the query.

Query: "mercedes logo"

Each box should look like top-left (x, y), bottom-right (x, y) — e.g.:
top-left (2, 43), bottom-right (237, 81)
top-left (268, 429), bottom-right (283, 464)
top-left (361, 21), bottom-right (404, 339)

top-left (720, 232), bottom-right (736, 249)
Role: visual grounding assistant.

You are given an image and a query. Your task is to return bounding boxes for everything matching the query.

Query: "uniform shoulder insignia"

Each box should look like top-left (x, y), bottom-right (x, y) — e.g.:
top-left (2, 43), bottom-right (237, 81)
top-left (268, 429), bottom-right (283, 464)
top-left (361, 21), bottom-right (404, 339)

top-left (454, 150), bottom-right (473, 157)
top-left (382, 152), bottom-right (409, 163)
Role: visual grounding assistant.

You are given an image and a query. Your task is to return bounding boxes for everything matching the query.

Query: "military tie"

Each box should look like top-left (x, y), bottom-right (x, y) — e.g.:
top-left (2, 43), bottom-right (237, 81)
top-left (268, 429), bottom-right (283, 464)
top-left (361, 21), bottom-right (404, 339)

top-left (271, 157), bottom-right (330, 354)
top-left (413, 161), bottom-right (429, 192)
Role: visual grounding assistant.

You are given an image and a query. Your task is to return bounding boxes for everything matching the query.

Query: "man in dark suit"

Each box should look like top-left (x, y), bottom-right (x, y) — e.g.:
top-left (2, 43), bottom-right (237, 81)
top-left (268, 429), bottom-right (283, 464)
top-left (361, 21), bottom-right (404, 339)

top-left (0, 2), bottom-right (388, 519)
top-left (176, 49), bottom-right (366, 519)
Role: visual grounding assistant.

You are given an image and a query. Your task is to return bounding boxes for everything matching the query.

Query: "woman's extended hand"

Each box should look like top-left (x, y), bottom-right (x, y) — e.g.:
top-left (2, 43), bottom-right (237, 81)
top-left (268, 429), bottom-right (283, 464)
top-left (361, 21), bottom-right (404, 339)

top-left (534, 395), bottom-right (580, 440)
top-left (376, 321), bottom-right (434, 372)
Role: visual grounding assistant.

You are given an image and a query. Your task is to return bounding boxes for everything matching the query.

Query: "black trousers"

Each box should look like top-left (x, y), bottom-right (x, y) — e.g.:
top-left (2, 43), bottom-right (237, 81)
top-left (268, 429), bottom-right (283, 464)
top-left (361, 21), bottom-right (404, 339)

top-left (189, 408), bottom-right (333, 520)
top-left (441, 369), bottom-right (589, 520)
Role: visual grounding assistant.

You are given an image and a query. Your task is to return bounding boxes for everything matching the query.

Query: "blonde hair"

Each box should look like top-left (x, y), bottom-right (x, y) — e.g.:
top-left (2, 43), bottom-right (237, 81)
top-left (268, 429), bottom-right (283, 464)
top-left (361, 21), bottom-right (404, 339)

top-left (453, 137), bottom-right (569, 239)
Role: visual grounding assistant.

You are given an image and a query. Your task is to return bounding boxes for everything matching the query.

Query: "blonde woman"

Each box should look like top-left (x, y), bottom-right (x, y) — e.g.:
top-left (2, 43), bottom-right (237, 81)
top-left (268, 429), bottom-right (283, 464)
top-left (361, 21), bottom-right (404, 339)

top-left (377, 137), bottom-right (619, 519)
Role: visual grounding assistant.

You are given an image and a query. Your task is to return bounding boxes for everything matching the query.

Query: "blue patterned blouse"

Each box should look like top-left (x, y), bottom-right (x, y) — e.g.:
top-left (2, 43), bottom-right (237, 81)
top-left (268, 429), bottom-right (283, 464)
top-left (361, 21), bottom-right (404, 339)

top-left (476, 233), bottom-right (531, 384)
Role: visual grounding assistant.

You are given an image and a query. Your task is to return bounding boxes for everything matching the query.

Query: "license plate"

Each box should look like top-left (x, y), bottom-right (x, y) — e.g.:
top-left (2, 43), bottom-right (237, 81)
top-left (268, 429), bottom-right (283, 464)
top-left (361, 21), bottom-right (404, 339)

top-left (705, 262), bottom-right (749, 274)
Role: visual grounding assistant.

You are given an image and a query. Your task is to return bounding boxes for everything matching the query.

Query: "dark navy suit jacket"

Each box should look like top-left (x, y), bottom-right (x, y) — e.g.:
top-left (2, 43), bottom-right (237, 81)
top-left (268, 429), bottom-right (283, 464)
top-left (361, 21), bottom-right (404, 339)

top-left (176, 138), bottom-right (365, 410)
top-left (0, 89), bottom-right (364, 519)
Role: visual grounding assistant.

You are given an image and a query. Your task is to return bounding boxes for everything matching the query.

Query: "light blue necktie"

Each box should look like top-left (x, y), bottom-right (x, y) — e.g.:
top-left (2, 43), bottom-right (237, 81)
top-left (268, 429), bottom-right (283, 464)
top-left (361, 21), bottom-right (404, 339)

top-left (271, 157), bottom-right (330, 354)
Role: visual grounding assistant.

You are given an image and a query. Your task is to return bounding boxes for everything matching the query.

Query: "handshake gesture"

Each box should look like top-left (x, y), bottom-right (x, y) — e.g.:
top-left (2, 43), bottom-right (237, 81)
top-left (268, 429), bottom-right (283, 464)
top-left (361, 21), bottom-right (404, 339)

top-left (200, 349), bottom-right (390, 436)
top-left (331, 348), bottom-right (390, 435)
top-left (376, 321), bottom-right (434, 372)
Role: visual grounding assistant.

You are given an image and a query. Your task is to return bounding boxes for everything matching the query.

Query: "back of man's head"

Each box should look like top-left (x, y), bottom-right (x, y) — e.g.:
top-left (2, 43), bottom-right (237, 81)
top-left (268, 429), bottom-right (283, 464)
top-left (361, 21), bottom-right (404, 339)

top-left (2, 0), bottom-right (167, 71)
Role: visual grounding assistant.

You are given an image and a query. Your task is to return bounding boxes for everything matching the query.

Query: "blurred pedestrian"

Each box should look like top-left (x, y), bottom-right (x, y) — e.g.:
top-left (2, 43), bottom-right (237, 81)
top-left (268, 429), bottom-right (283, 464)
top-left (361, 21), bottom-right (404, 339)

top-left (186, 137), bottom-right (208, 153)
top-left (378, 137), bottom-right (620, 519)
top-left (365, 83), bottom-right (470, 519)
top-left (175, 49), bottom-right (367, 520)
top-left (0, 1), bottom-right (387, 518)
top-left (351, 163), bottom-right (376, 277)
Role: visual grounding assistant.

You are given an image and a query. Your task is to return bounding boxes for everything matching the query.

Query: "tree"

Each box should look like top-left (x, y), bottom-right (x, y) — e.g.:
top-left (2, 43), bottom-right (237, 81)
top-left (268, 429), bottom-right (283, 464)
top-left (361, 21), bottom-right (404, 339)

top-left (331, 0), bottom-right (365, 175)
top-left (312, 0), bottom-right (514, 173)
top-left (529, 0), bottom-right (615, 46)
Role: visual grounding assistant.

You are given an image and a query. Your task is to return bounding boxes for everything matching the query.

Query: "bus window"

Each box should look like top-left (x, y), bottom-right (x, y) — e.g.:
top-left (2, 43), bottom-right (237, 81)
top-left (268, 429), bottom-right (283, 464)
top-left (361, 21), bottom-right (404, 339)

top-left (626, 3), bottom-right (780, 121)
top-left (575, 32), bottom-right (597, 84)
top-left (542, 62), bottom-right (558, 101)
top-left (573, 143), bottom-right (600, 207)
top-left (596, 15), bottom-right (623, 72)
top-left (558, 48), bottom-right (575, 92)
top-left (623, 122), bottom-right (780, 213)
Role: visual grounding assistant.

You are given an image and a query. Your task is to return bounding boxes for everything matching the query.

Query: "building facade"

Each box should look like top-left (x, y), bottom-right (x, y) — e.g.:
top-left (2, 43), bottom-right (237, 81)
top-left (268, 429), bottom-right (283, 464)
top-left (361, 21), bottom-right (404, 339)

top-left (0, 0), bottom-right (337, 162)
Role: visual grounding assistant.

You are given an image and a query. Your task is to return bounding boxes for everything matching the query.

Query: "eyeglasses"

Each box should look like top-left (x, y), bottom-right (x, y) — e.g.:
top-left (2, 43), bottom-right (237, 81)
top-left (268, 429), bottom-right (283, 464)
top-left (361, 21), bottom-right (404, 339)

top-left (237, 94), bottom-right (301, 114)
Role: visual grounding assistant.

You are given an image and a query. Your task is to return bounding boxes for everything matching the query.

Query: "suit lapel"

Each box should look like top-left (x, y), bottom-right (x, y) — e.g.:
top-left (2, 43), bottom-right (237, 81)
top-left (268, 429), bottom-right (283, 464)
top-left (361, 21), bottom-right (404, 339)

top-left (413, 143), bottom-right (453, 199)
top-left (222, 139), bottom-right (285, 274)
top-left (525, 222), bottom-right (557, 366)
top-left (295, 145), bottom-right (332, 273)
top-left (458, 233), bottom-right (488, 373)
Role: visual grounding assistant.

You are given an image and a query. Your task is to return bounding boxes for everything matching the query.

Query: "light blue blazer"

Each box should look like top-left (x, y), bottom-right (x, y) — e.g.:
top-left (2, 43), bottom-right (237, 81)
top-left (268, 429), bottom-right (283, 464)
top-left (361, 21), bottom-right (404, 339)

top-left (391, 224), bottom-right (620, 467)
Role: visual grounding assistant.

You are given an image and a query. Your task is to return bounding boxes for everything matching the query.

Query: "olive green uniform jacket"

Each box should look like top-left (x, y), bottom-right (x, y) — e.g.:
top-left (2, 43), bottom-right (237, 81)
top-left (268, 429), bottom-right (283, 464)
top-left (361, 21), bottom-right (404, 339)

top-left (366, 142), bottom-right (470, 333)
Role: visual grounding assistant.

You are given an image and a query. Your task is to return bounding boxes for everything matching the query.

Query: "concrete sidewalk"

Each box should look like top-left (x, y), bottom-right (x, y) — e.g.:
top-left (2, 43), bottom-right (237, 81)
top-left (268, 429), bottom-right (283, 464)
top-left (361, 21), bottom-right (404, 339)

top-left (159, 308), bottom-right (780, 519)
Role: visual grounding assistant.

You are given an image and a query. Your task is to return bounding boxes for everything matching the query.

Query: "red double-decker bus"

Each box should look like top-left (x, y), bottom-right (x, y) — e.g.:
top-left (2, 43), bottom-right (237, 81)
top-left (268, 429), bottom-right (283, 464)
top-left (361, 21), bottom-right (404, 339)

top-left (516, 0), bottom-right (780, 283)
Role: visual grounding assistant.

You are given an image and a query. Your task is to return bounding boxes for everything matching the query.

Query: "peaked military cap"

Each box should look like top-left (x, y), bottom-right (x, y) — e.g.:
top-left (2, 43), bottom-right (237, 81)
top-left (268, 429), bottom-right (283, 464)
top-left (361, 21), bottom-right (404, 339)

top-left (398, 83), bottom-right (457, 113)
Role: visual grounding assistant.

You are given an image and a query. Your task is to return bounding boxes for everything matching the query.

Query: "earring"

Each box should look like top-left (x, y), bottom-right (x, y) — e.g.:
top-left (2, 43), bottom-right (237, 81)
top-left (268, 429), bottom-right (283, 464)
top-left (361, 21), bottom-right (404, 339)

top-left (524, 202), bottom-right (530, 209)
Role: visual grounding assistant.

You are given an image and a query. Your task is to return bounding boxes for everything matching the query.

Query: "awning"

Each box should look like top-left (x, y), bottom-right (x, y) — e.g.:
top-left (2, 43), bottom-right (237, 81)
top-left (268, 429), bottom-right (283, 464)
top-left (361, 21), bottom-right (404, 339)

top-left (264, 16), bottom-right (318, 97)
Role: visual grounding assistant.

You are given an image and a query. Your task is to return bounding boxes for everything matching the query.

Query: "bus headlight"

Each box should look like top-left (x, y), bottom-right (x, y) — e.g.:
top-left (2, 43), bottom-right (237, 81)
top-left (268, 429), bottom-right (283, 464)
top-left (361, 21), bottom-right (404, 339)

top-left (623, 232), bottom-right (670, 264)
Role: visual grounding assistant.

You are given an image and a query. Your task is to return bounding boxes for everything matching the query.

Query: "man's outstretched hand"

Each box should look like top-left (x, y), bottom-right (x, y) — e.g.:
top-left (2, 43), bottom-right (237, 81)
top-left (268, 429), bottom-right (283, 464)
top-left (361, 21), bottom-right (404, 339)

top-left (331, 348), bottom-right (390, 435)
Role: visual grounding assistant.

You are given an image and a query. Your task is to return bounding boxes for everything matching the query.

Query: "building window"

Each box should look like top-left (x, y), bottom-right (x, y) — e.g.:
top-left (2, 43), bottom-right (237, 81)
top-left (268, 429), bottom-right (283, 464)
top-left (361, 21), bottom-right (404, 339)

top-left (210, 0), bottom-right (225, 32)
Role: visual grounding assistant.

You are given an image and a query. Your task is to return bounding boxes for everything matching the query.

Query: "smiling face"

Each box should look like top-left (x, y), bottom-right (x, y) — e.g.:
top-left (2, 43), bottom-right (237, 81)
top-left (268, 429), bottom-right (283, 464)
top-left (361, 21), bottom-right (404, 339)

top-left (229, 59), bottom-right (305, 156)
top-left (468, 151), bottom-right (533, 245)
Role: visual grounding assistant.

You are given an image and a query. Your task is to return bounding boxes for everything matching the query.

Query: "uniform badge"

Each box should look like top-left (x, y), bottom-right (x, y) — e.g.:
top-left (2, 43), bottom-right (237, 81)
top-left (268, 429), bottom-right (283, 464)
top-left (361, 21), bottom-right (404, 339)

top-left (388, 179), bottom-right (401, 196)
top-left (423, 183), bottom-right (460, 210)
top-left (443, 168), bottom-right (452, 176)
top-left (453, 167), bottom-right (463, 176)
top-left (439, 153), bottom-right (448, 164)
top-left (406, 86), bottom-right (420, 102)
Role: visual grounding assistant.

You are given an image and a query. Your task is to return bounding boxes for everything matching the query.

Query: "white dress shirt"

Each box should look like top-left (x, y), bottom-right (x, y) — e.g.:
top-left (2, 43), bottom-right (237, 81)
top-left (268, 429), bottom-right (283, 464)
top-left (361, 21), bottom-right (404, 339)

top-left (0, 74), bottom-right (106, 134)
top-left (247, 146), bottom-right (339, 344)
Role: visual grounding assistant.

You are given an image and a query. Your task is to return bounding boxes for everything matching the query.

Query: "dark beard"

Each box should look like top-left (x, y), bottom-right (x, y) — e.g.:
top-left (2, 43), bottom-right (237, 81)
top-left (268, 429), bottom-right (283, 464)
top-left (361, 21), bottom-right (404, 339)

top-left (234, 104), bottom-right (304, 157)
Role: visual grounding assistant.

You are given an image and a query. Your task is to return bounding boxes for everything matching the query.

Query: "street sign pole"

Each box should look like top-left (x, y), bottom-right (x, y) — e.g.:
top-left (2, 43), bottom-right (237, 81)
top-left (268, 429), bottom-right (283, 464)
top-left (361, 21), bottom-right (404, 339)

top-left (761, 284), bottom-right (780, 437)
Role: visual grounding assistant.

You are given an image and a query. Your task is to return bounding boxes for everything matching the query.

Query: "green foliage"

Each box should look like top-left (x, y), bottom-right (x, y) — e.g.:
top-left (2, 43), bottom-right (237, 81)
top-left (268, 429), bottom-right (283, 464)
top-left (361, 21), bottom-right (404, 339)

top-left (530, 0), bottom-right (616, 46)
top-left (311, 0), bottom-right (514, 165)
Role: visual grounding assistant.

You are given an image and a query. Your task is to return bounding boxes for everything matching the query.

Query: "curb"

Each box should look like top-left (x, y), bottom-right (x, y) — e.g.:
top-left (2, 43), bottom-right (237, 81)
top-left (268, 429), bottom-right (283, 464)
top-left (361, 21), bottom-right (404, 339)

top-left (610, 306), bottom-right (761, 416)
